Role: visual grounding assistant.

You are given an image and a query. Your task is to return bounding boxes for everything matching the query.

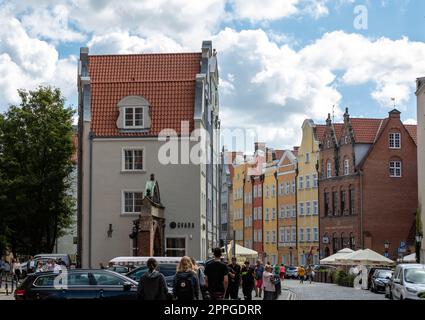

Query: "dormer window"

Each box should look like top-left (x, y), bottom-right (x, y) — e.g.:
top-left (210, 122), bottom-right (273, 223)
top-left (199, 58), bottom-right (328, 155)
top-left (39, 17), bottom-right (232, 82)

top-left (327, 161), bottom-right (332, 178)
top-left (117, 96), bottom-right (151, 131)
top-left (344, 159), bottom-right (350, 175)
top-left (389, 132), bottom-right (401, 149)
top-left (124, 107), bottom-right (144, 128)
top-left (344, 136), bottom-right (348, 144)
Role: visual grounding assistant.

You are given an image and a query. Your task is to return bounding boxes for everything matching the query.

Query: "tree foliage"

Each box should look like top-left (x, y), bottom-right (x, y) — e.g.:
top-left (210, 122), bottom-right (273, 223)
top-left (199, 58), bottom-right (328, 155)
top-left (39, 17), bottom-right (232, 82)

top-left (0, 86), bottom-right (75, 255)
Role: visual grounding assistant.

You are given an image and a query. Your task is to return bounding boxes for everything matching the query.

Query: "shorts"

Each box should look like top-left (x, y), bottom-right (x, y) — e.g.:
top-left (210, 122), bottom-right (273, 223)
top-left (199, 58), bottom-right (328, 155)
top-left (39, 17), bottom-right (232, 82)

top-left (256, 279), bottom-right (263, 288)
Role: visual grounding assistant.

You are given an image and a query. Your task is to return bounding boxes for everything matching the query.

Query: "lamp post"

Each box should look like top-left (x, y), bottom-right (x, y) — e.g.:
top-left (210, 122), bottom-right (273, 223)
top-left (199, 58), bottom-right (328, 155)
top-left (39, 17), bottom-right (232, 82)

top-left (416, 234), bottom-right (423, 263)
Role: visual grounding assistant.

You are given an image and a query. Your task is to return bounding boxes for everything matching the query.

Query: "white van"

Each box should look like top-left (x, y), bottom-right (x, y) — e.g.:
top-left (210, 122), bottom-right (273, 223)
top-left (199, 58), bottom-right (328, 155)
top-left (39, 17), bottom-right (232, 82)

top-left (389, 264), bottom-right (425, 300)
top-left (108, 256), bottom-right (182, 269)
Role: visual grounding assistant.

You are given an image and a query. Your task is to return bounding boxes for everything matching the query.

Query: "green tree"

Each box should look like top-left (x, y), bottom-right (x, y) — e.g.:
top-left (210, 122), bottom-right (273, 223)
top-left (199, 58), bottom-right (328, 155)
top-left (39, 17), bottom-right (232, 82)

top-left (0, 86), bottom-right (75, 256)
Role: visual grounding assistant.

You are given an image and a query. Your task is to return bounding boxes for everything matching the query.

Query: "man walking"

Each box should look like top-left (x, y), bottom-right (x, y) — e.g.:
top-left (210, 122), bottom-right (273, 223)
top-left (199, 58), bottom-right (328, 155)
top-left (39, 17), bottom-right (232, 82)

top-left (225, 257), bottom-right (241, 300)
top-left (204, 248), bottom-right (229, 300)
top-left (254, 260), bottom-right (264, 298)
top-left (241, 261), bottom-right (255, 300)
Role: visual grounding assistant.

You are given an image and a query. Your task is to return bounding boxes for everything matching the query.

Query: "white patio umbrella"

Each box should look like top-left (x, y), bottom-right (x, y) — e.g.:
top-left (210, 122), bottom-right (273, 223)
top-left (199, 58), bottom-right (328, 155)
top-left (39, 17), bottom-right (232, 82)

top-left (335, 248), bottom-right (395, 266)
top-left (401, 253), bottom-right (416, 263)
top-left (320, 248), bottom-right (355, 265)
top-left (222, 241), bottom-right (258, 264)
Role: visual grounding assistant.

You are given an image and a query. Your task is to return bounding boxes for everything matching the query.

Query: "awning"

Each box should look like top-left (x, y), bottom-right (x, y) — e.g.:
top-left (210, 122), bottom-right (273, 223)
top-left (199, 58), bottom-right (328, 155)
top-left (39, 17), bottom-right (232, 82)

top-left (320, 248), bottom-right (355, 265)
top-left (335, 248), bottom-right (395, 266)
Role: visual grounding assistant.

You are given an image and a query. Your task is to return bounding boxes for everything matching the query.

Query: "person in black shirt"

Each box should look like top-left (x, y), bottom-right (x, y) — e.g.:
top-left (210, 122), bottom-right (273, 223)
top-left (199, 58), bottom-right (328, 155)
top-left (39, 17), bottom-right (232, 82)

top-left (225, 256), bottom-right (241, 300)
top-left (204, 248), bottom-right (229, 300)
top-left (241, 260), bottom-right (255, 300)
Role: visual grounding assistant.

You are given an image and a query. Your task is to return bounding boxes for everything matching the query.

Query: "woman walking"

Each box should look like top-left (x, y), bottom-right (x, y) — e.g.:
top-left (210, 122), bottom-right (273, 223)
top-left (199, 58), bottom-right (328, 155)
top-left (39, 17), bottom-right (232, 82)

top-left (262, 265), bottom-right (276, 300)
top-left (173, 256), bottom-right (200, 300)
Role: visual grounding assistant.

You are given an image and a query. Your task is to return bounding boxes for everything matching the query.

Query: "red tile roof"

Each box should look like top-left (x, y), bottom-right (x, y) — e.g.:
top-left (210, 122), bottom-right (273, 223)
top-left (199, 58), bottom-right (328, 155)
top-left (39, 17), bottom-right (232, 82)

top-left (405, 125), bottom-right (417, 144)
top-left (88, 53), bottom-right (202, 137)
top-left (314, 125), bottom-right (326, 141)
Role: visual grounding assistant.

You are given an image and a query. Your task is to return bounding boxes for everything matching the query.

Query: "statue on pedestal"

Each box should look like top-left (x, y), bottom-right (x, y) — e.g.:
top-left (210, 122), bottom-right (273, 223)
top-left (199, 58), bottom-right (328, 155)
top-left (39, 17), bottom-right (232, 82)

top-left (144, 173), bottom-right (161, 204)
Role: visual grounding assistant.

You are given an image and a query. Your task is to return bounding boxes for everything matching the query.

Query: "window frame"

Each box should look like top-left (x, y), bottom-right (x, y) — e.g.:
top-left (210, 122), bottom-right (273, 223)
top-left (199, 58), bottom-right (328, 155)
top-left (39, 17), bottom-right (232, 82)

top-left (122, 147), bottom-right (145, 172)
top-left (122, 190), bottom-right (144, 215)
top-left (389, 132), bottom-right (401, 149)
top-left (389, 160), bottom-right (402, 178)
top-left (124, 106), bottom-right (144, 129)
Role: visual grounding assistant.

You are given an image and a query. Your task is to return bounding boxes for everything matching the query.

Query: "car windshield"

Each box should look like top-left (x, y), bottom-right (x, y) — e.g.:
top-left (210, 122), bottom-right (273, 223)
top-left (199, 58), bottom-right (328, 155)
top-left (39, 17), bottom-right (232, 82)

top-left (404, 268), bottom-right (425, 284)
top-left (376, 271), bottom-right (392, 279)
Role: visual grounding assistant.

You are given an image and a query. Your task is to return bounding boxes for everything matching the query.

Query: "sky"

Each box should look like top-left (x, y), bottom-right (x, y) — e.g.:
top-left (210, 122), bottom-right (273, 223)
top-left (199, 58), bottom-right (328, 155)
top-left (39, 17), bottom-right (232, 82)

top-left (0, 0), bottom-right (424, 151)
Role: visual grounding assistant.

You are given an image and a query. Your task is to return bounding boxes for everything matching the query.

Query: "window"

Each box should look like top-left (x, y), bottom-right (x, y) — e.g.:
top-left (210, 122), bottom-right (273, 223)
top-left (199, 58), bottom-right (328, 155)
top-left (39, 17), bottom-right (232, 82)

top-left (258, 185), bottom-right (262, 196)
top-left (306, 175), bottom-right (310, 188)
top-left (314, 228), bottom-right (319, 242)
top-left (93, 273), bottom-right (126, 286)
top-left (349, 189), bottom-right (355, 215)
top-left (299, 176), bottom-right (304, 189)
top-left (279, 228), bottom-right (285, 242)
top-left (266, 231), bottom-right (270, 242)
top-left (340, 190), bottom-right (346, 213)
top-left (123, 191), bottom-right (143, 214)
top-left (332, 191), bottom-right (338, 215)
top-left (286, 228), bottom-right (291, 242)
top-left (313, 174), bottom-right (318, 188)
top-left (258, 230), bottom-right (262, 242)
top-left (300, 228), bottom-right (304, 242)
top-left (324, 192), bottom-right (330, 216)
top-left (299, 203), bottom-right (305, 216)
top-left (272, 231), bottom-right (276, 243)
top-left (279, 206), bottom-right (284, 219)
top-left (313, 200), bottom-right (318, 215)
top-left (285, 182), bottom-right (290, 195)
top-left (344, 159), bottom-right (349, 176)
top-left (306, 201), bottom-right (311, 215)
top-left (124, 107), bottom-right (144, 128)
top-left (272, 208), bottom-right (276, 220)
top-left (389, 132), bottom-right (401, 149)
top-left (306, 228), bottom-right (311, 242)
top-left (265, 208), bottom-right (269, 221)
top-left (292, 205), bottom-right (296, 217)
top-left (327, 161), bottom-right (332, 178)
top-left (389, 161), bottom-right (402, 177)
top-left (254, 207), bottom-right (257, 220)
top-left (292, 180), bottom-right (296, 193)
top-left (166, 237), bottom-right (186, 257)
top-left (305, 153), bottom-right (310, 163)
top-left (271, 185), bottom-right (276, 197)
top-left (123, 148), bottom-right (144, 171)
top-left (254, 230), bottom-right (257, 242)
top-left (266, 186), bottom-right (269, 198)
top-left (292, 226), bottom-right (296, 242)
top-left (279, 183), bottom-right (284, 195)
top-left (258, 207), bottom-right (262, 219)
top-left (253, 185), bottom-right (257, 198)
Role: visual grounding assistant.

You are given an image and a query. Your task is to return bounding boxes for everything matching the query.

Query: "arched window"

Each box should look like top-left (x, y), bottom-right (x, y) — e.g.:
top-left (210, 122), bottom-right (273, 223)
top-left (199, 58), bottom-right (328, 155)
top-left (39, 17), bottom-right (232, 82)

top-left (349, 233), bottom-right (355, 250)
top-left (340, 232), bottom-right (345, 249)
top-left (343, 158), bottom-right (350, 176)
top-left (327, 160), bottom-right (332, 178)
top-left (332, 232), bottom-right (339, 254)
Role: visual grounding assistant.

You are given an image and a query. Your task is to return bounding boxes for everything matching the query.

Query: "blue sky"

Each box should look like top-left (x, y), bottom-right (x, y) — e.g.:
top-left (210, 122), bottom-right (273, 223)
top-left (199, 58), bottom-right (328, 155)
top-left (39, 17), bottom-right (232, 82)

top-left (0, 0), bottom-right (424, 149)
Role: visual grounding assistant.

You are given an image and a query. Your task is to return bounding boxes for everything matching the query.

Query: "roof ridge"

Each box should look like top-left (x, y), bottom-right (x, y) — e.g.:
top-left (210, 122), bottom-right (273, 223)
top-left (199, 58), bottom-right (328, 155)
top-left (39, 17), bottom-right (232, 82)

top-left (89, 52), bottom-right (202, 57)
top-left (90, 79), bottom-right (197, 84)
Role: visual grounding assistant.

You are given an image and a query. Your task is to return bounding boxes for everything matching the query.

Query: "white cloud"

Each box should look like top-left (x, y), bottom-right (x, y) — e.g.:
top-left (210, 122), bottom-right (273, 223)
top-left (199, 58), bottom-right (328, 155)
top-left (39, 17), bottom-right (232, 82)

top-left (231, 0), bottom-right (300, 21)
top-left (403, 118), bottom-right (417, 125)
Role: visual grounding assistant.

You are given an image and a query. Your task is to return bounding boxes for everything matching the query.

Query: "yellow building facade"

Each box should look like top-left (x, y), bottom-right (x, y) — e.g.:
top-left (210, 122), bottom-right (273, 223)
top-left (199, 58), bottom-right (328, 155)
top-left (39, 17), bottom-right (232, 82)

top-left (296, 120), bottom-right (322, 266)
top-left (262, 162), bottom-right (278, 265)
top-left (232, 163), bottom-right (246, 247)
top-left (277, 150), bottom-right (298, 266)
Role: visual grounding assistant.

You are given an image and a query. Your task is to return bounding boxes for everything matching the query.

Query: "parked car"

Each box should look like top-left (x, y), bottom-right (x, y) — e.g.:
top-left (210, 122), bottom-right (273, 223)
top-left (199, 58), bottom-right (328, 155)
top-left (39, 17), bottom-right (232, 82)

top-left (14, 269), bottom-right (138, 300)
top-left (285, 266), bottom-right (298, 279)
top-left (367, 266), bottom-right (392, 290)
top-left (370, 269), bottom-right (393, 293)
top-left (107, 265), bottom-right (130, 274)
top-left (125, 263), bottom-right (176, 293)
top-left (388, 264), bottom-right (425, 300)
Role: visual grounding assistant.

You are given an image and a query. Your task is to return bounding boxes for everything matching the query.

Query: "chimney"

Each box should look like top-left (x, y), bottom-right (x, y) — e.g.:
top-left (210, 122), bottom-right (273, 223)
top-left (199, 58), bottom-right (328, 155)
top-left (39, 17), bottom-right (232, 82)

top-left (389, 109), bottom-right (401, 119)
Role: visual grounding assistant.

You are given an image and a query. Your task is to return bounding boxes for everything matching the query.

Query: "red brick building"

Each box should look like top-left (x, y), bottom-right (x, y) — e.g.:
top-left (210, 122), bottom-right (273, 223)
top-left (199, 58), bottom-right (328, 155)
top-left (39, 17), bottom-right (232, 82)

top-left (319, 108), bottom-right (417, 260)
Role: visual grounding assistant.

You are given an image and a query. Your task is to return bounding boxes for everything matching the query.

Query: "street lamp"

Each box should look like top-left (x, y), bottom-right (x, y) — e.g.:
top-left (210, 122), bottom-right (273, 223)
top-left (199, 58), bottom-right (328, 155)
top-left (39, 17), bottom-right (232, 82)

top-left (384, 241), bottom-right (390, 258)
top-left (416, 234), bottom-right (423, 263)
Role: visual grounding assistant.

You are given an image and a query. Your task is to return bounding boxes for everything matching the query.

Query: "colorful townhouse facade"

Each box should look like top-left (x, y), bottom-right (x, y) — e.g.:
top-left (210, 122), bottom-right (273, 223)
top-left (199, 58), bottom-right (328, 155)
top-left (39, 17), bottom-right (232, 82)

top-left (319, 109), bottom-right (417, 260)
top-left (232, 160), bottom-right (245, 246)
top-left (243, 173), bottom-right (253, 249)
top-left (277, 149), bottom-right (298, 266)
top-left (296, 120), bottom-right (322, 265)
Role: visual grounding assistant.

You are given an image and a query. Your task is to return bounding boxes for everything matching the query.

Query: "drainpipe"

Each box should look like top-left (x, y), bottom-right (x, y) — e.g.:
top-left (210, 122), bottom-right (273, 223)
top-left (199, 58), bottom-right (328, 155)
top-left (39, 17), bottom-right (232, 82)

top-left (360, 169), bottom-right (364, 249)
top-left (88, 132), bottom-right (94, 268)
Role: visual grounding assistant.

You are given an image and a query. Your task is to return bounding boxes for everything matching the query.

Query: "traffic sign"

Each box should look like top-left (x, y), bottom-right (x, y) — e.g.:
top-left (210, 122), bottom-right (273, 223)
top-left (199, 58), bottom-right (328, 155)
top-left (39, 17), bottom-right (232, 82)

top-left (400, 241), bottom-right (406, 248)
top-left (398, 247), bottom-right (406, 254)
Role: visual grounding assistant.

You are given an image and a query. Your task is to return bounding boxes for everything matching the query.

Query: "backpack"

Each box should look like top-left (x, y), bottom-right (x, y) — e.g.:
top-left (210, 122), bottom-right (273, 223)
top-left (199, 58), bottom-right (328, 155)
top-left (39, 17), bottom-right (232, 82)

top-left (175, 273), bottom-right (195, 300)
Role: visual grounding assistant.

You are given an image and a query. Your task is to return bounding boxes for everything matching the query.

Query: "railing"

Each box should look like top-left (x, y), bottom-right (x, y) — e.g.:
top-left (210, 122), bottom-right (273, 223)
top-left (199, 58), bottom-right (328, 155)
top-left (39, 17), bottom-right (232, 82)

top-left (0, 272), bottom-right (20, 296)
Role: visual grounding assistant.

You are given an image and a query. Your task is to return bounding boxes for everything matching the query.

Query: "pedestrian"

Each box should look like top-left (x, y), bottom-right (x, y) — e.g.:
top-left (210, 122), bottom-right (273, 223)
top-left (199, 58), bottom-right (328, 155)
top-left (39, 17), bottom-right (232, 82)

top-left (262, 264), bottom-right (276, 300)
top-left (35, 261), bottom-right (44, 273)
top-left (273, 264), bottom-right (281, 299)
top-left (225, 257), bottom-right (241, 300)
top-left (306, 265), bottom-right (313, 284)
top-left (298, 265), bottom-right (305, 284)
top-left (279, 264), bottom-right (286, 280)
top-left (191, 257), bottom-right (209, 300)
top-left (241, 261), bottom-right (255, 300)
top-left (27, 256), bottom-right (35, 274)
top-left (204, 247), bottom-right (229, 300)
top-left (137, 258), bottom-right (168, 300)
top-left (254, 260), bottom-right (264, 298)
top-left (173, 256), bottom-right (200, 300)
top-left (11, 258), bottom-right (21, 282)
top-left (99, 263), bottom-right (105, 269)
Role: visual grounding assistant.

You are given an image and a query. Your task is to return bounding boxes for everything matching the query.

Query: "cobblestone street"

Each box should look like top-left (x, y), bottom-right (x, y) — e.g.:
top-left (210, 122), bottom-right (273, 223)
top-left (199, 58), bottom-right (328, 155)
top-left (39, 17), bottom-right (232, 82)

top-left (282, 279), bottom-right (387, 300)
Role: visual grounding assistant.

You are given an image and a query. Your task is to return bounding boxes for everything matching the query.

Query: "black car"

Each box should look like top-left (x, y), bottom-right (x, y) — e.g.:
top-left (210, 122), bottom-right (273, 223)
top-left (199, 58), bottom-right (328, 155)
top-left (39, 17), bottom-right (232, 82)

top-left (14, 269), bottom-right (138, 300)
top-left (370, 269), bottom-right (393, 293)
top-left (367, 267), bottom-right (392, 289)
